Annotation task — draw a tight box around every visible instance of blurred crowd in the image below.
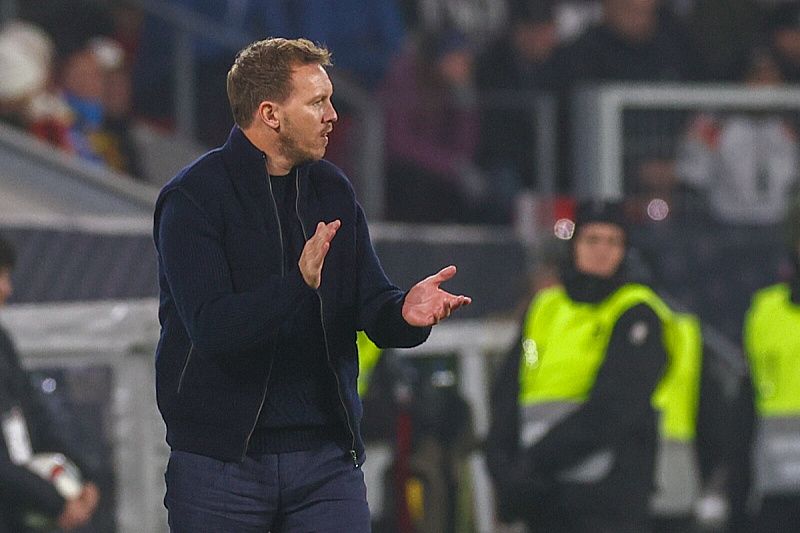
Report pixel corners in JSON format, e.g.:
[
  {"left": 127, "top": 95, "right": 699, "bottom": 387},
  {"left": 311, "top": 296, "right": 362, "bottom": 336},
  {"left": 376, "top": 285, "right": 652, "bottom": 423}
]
[
  {"left": 0, "top": 0, "right": 143, "bottom": 179},
  {"left": 1, "top": 0, "right": 799, "bottom": 226}
]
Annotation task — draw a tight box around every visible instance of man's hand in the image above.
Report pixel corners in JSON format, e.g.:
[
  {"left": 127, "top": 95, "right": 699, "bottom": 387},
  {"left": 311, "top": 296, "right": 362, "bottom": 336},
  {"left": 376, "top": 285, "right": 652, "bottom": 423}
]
[
  {"left": 57, "top": 482, "right": 99, "bottom": 531},
  {"left": 402, "top": 266, "right": 471, "bottom": 326},
  {"left": 299, "top": 220, "right": 341, "bottom": 289}
]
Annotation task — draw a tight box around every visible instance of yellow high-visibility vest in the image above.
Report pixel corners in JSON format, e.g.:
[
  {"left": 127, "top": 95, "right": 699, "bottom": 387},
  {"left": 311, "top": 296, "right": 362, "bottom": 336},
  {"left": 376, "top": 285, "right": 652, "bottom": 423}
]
[
  {"left": 744, "top": 283, "right": 800, "bottom": 417},
  {"left": 519, "top": 284, "right": 702, "bottom": 443},
  {"left": 744, "top": 283, "right": 800, "bottom": 495},
  {"left": 357, "top": 331, "right": 383, "bottom": 397}
]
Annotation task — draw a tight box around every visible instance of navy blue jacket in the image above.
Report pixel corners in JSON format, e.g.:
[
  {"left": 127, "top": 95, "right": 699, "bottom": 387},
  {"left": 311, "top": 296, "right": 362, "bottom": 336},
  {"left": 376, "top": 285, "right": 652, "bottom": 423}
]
[{"left": 153, "top": 126, "right": 430, "bottom": 464}]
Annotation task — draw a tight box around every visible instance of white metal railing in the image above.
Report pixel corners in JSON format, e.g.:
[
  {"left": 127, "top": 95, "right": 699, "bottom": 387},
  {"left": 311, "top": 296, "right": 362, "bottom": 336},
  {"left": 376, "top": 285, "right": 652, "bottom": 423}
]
[{"left": 572, "top": 83, "right": 800, "bottom": 199}]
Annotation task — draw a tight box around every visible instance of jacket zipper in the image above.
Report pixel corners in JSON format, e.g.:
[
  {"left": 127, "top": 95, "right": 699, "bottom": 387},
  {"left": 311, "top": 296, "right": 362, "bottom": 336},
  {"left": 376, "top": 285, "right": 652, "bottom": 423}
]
[
  {"left": 176, "top": 344, "right": 194, "bottom": 394},
  {"left": 241, "top": 158, "right": 281, "bottom": 458},
  {"left": 294, "top": 169, "right": 359, "bottom": 467}
]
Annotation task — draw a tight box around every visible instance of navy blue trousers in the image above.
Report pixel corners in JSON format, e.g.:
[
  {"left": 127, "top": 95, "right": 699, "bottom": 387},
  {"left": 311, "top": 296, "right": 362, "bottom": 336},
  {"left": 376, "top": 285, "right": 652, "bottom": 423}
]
[{"left": 164, "top": 442, "right": 371, "bottom": 532}]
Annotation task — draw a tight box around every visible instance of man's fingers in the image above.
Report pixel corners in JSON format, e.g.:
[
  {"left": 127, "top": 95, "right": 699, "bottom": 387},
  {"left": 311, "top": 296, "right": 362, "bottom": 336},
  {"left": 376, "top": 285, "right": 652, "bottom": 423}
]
[
  {"left": 434, "top": 265, "right": 457, "bottom": 281},
  {"left": 314, "top": 219, "right": 341, "bottom": 242},
  {"left": 423, "top": 265, "right": 457, "bottom": 288},
  {"left": 299, "top": 220, "right": 340, "bottom": 290},
  {"left": 452, "top": 294, "right": 472, "bottom": 308},
  {"left": 443, "top": 294, "right": 471, "bottom": 310},
  {"left": 307, "top": 220, "right": 340, "bottom": 261}
]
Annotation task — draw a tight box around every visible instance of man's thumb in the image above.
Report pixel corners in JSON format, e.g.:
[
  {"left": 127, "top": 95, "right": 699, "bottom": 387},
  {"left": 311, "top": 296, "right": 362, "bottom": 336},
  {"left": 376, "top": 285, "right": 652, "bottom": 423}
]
[{"left": 432, "top": 265, "right": 457, "bottom": 284}]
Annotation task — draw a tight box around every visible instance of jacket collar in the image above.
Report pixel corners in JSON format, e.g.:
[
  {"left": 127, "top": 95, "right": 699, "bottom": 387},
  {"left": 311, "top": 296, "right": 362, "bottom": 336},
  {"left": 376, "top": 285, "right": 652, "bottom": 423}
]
[
  {"left": 221, "top": 125, "right": 314, "bottom": 200},
  {"left": 221, "top": 126, "right": 269, "bottom": 196}
]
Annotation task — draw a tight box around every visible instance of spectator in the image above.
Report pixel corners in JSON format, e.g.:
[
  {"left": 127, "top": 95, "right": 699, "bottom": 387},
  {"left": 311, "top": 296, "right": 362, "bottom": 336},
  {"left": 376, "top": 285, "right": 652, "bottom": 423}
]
[
  {"left": 686, "top": 0, "right": 765, "bottom": 81},
  {"left": 675, "top": 46, "right": 800, "bottom": 225},
  {"left": 550, "top": 0, "right": 699, "bottom": 94},
  {"left": 59, "top": 35, "right": 143, "bottom": 178},
  {"left": 19, "top": 0, "right": 143, "bottom": 178},
  {"left": 402, "top": 0, "right": 509, "bottom": 49},
  {"left": 59, "top": 36, "right": 111, "bottom": 167},
  {"left": 0, "top": 233, "right": 101, "bottom": 531},
  {"left": 766, "top": 2, "right": 800, "bottom": 83},
  {"left": 743, "top": 194, "right": 800, "bottom": 532},
  {"left": 381, "top": 30, "right": 486, "bottom": 223},
  {"left": 548, "top": 0, "right": 700, "bottom": 192},
  {"left": 0, "top": 20, "right": 73, "bottom": 150},
  {"left": 88, "top": 35, "right": 144, "bottom": 179},
  {"left": 475, "top": 0, "right": 560, "bottom": 223}
]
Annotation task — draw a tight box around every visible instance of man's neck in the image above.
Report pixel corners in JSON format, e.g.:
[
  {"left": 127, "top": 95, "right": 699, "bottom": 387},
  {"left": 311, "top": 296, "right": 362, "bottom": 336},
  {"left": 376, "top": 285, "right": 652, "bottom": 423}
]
[{"left": 241, "top": 125, "right": 292, "bottom": 175}]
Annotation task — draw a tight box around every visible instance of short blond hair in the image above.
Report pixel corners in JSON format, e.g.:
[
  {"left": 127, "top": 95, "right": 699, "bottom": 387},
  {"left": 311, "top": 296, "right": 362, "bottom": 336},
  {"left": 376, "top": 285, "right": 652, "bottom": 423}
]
[{"left": 227, "top": 38, "right": 332, "bottom": 128}]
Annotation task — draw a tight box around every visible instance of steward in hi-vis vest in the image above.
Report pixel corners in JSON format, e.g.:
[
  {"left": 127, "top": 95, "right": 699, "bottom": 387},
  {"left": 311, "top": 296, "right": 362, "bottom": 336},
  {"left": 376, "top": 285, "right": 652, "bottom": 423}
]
[
  {"left": 485, "top": 200, "right": 701, "bottom": 533},
  {"left": 743, "top": 194, "right": 800, "bottom": 533}
]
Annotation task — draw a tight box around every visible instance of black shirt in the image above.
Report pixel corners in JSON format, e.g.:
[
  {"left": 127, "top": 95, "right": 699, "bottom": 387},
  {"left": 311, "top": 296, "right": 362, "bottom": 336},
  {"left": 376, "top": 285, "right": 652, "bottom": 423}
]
[{"left": 250, "top": 173, "right": 344, "bottom": 454}]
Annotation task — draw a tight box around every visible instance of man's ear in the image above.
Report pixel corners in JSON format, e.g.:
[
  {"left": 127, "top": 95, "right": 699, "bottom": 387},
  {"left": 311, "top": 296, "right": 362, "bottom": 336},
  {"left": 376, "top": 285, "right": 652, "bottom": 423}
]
[{"left": 258, "top": 101, "right": 280, "bottom": 130}]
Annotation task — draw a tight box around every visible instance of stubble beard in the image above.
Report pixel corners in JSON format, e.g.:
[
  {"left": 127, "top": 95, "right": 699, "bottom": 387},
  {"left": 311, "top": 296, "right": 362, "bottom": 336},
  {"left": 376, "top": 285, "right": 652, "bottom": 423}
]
[{"left": 278, "top": 118, "right": 320, "bottom": 169}]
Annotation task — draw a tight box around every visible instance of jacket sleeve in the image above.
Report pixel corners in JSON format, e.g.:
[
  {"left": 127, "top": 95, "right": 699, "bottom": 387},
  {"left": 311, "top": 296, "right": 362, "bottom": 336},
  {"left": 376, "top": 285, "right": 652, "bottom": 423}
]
[
  {"left": 526, "top": 303, "right": 667, "bottom": 475},
  {"left": 0, "top": 454, "right": 65, "bottom": 519},
  {"left": 0, "top": 329, "right": 66, "bottom": 519},
  {"left": 354, "top": 204, "right": 430, "bottom": 348},
  {"left": 155, "top": 188, "right": 318, "bottom": 358},
  {"left": 483, "top": 332, "right": 525, "bottom": 510}
]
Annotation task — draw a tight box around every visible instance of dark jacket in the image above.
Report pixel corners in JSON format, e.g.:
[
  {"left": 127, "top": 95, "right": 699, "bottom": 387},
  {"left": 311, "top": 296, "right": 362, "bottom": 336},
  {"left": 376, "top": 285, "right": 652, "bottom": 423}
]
[
  {"left": 486, "top": 278, "right": 667, "bottom": 528},
  {"left": 0, "top": 326, "right": 68, "bottom": 529},
  {"left": 153, "top": 126, "right": 430, "bottom": 464}
]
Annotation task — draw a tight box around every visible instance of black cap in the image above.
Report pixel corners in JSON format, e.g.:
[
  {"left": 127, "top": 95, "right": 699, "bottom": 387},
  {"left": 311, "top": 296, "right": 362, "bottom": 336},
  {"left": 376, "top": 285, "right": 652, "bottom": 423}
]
[{"left": 574, "top": 199, "right": 627, "bottom": 233}]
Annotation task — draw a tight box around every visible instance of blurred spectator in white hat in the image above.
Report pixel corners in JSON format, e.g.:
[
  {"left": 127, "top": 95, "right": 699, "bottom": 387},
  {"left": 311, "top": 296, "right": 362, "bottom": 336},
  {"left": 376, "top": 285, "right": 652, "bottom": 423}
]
[{"left": 0, "top": 20, "right": 73, "bottom": 150}]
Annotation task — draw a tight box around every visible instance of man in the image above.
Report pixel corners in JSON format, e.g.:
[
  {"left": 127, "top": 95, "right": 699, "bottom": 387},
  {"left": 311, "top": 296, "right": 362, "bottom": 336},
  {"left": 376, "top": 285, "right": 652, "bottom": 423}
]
[
  {"left": 153, "top": 37, "right": 470, "bottom": 532},
  {"left": 744, "top": 195, "right": 800, "bottom": 532},
  {"left": 475, "top": 0, "right": 559, "bottom": 210},
  {"left": 0, "top": 233, "right": 100, "bottom": 531},
  {"left": 486, "top": 201, "right": 698, "bottom": 533}
]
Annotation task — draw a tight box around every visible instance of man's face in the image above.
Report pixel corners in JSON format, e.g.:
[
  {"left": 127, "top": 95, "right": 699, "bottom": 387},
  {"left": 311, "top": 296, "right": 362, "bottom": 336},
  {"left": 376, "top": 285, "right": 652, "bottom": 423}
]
[
  {"left": 513, "top": 21, "right": 557, "bottom": 63},
  {"left": 276, "top": 63, "right": 337, "bottom": 168},
  {"left": 604, "top": 0, "right": 659, "bottom": 43},
  {"left": 0, "top": 267, "right": 12, "bottom": 309},
  {"left": 61, "top": 47, "right": 105, "bottom": 101},
  {"left": 573, "top": 222, "right": 626, "bottom": 279}
]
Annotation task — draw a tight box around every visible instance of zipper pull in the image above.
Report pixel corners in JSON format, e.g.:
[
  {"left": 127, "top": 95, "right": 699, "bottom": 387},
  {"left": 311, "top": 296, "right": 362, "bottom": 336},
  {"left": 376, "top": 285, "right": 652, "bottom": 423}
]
[{"left": 350, "top": 449, "right": 359, "bottom": 468}]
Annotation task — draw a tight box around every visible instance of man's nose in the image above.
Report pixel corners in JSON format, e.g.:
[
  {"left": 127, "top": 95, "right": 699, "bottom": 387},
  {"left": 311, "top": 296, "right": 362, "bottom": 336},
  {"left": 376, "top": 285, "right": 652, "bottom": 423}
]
[{"left": 327, "top": 102, "right": 338, "bottom": 123}]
